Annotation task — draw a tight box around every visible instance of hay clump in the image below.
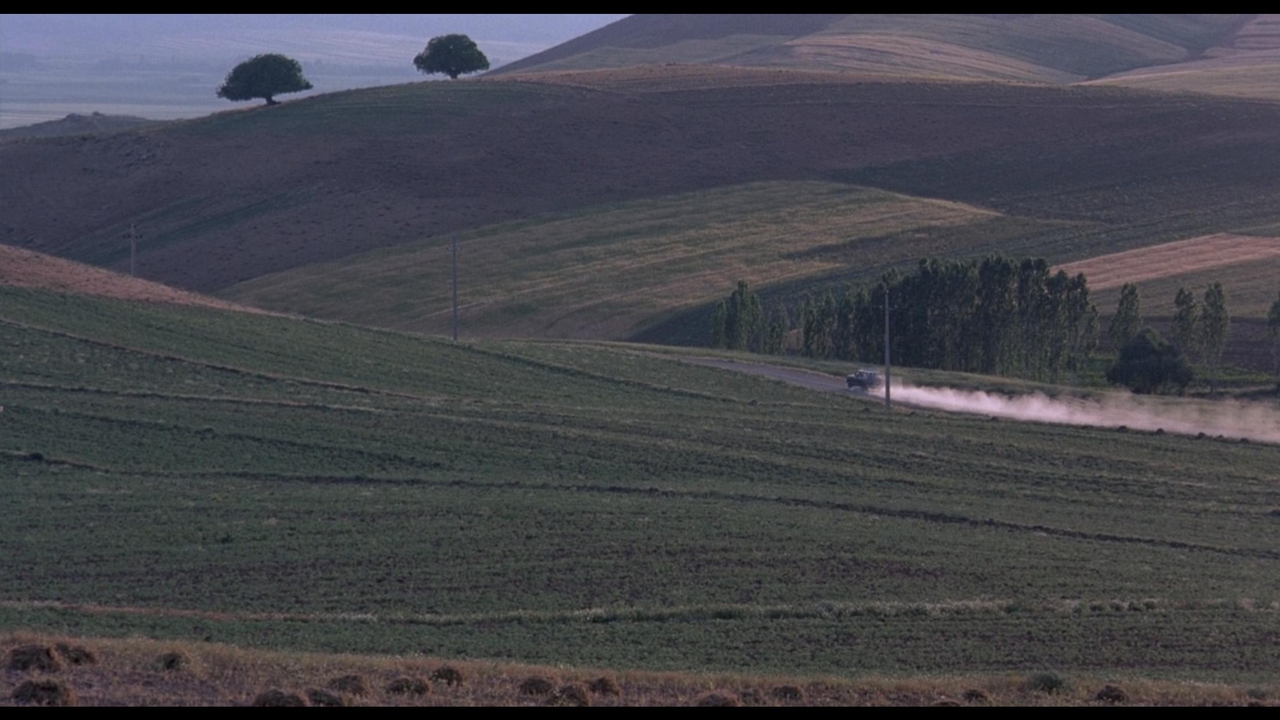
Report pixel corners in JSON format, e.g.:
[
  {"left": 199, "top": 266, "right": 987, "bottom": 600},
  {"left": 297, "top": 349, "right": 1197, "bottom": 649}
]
[
  {"left": 587, "top": 676, "right": 621, "bottom": 696},
  {"left": 1095, "top": 684, "right": 1128, "bottom": 704},
  {"left": 12, "top": 679, "right": 78, "bottom": 706},
  {"left": 1025, "top": 672, "right": 1070, "bottom": 694},
  {"left": 7, "top": 644, "right": 64, "bottom": 672},
  {"left": 545, "top": 684, "right": 591, "bottom": 707},
  {"left": 695, "top": 692, "right": 742, "bottom": 707},
  {"left": 520, "top": 675, "right": 557, "bottom": 696},
  {"left": 328, "top": 674, "right": 369, "bottom": 697},
  {"left": 771, "top": 684, "right": 805, "bottom": 702},
  {"left": 431, "top": 665, "right": 464, "bottom": 687},
  {"left": 253, "top": 689, "right": 309, "bottom": 707},
  {"left": 307, "top": 688, "right": 352, "bottom": 707},
  {"left": 54, "top": 643, "right": 97, "bottom": 666},
  {"left": 962, "top": 688, "right": 989, "bottom": 704},
  {"left": 387, "top": 676, "right": 431, "bottom": 696},
  {"left": 157, "top": 650, "right": 189, "bottom": 672}
]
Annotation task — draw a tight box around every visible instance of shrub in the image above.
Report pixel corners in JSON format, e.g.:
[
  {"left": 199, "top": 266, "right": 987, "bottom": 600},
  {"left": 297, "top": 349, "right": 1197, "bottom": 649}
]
[
  {"left": 1106, "top": 327, "right": 1193, "bottom": 394},
  {"left": 695, "top": 692, "right": 742, "bottom": 707},
  {"left": 252, "top": 689, "right": 308, "bottom": 706},
  {"left": 545, "top": 684, "right": 591, "bottom": 707},
  {"left": 1025, "top": 672, "right": 1070, "bottom": 694},
  {"left": 431, "top": 665, "right": 464, "bottom": 687},
  {"left": 12, "top": 679, "right": 77, "bottom": 706},
  {"left": 307, "top": 688, "right": 351, "bottom": 707},
  {"left": 387, "top": 676, "right": 431, "bottom": 696},
  {"left": 328, "top": 674, "right": 369, "bottom": 697},
  {"left": 587, "top": 676, "right": 621, "bottom": 696},
  {"left": 520, "top": 676, "right": 557, "bottom": 696},
  {"left": 7, "top": 644, "right": 64, "bottom": 672}
]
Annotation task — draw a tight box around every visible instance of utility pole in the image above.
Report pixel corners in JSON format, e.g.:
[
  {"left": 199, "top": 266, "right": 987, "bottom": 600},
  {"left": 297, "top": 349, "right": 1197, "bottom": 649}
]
[
  {"left": 884, "top": 283, "right": 891, "bottom": 411},
  {"left": 124, "top": 224, "right": 141, "bottom": 277},
  {"left": 451, "top": 235, "right": 459, "bottom": 342}
]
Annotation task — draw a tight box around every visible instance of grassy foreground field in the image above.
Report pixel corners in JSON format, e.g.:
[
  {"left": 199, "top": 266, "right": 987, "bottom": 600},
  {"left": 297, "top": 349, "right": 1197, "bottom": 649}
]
[{"left": 4, "top": 286, "right": 1280, "bottom": 681}]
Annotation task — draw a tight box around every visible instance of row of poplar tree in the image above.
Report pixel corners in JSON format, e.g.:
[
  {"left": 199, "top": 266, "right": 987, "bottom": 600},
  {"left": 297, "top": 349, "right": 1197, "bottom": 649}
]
[{"left": 710, "top": 257, "right": 1280, "bottom": 386}]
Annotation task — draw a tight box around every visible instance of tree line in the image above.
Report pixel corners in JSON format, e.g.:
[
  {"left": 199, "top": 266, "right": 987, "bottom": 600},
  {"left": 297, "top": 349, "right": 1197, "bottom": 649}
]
[{"left": 712, "top": 257, "right": 1100, "bottom": 382}]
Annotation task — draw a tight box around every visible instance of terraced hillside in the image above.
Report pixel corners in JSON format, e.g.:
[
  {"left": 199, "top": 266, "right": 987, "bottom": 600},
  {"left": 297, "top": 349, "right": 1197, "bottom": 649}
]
[{"left": 3, "top": 286, "right": 1280, "bottom": 678}]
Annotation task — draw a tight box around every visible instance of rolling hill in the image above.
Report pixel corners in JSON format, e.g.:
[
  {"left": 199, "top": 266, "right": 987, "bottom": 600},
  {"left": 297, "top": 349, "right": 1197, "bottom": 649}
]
[
  {"left": 4, "top": 284, "right": 1280, "bottom": 678},
  {"left": 493, "top": 14, "right": 1253, "bottom": 84},
  {"left": 1089, "top": 15, "right": 1280, "bottom": 101}
]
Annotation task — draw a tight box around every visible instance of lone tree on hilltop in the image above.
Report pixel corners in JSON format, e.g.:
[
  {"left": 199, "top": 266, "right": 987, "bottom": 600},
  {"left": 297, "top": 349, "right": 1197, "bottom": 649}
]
[
  {"left": 414, "top": 34, "right": 490, "bottom": 79},
  {"left": 217, "top": 54, "right": 312, "bottom": 106},
  {"left": 1106, "top": 327, "right": 1193, "bottom": 395}
]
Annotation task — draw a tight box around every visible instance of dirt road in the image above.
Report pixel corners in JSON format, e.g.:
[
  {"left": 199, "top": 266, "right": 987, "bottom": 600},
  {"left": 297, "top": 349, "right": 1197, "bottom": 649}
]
[{"left": 681, "top": 357, "right": 860, "bottom": 395}]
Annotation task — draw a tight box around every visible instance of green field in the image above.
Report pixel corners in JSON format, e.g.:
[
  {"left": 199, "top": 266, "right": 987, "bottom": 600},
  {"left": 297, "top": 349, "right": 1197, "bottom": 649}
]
[{"left": 4, "top": 286, "right": 1280, "bottom": 679}]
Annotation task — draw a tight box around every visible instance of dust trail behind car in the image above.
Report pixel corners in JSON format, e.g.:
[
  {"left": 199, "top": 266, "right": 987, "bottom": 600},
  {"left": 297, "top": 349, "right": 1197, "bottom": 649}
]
[
  {"left": 680, "top": 356, "right": 1280, "bottom": 444},
  {"left": 875, "top": 382, "right": 1280, "bottom": 443}
]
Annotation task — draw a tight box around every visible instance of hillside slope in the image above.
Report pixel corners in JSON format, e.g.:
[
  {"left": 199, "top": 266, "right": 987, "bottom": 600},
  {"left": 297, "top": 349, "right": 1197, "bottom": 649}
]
[
  {"left": 0, "top": 245, "right": 253, "bottom": 313},
  {"left": 5, "top": 74, "right": 1280, "bottom": 309},
  {"left": 1087, "top": 15, "right": 1280, "bottom": 100},
  {"left": 494, "top": 14, "right": 1249, "bottom": 82},
  {"left": 4, "top": 286, "right": 1280, "bottom": 677}
]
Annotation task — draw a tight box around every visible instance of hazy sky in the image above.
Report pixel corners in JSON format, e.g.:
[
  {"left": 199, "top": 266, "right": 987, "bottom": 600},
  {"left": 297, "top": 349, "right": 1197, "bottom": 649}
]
[
  {"left": 0, "top": 15, "right": 624, "bottom": 66},
  {"left": 0, "top": 14, "right": 626, "bottom": 128}
]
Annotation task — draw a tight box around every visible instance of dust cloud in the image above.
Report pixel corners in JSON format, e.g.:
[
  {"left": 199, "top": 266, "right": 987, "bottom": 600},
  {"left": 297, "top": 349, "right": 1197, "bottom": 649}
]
[{"left": 874, "top": 383, "right": 1280, "bottom": 444}]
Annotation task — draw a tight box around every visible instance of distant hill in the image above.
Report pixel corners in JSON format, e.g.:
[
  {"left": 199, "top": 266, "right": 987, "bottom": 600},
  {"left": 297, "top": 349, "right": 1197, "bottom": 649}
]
[
  {"left": 494, "top": 14, "right": 1254, "bottom": 84},
  {"left": 0, "top": 112, "right": 159, "bottom": 141}
]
